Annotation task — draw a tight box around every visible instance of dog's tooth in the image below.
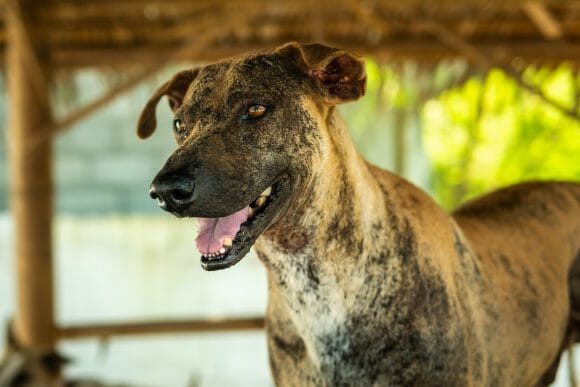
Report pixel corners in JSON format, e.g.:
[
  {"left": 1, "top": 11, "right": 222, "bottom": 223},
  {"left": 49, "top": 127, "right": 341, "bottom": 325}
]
[
  {"left": 256, "top": 197, "right": 266, "bottom": 207},
  {"left": 223, "top": 237, "right": 233, "bottom": 247},
  {"left": 219, "top": 247, "right": 226, "bottom": 254},
  {"left": 261, "top": 186, "right": 272, "bottom": 197},
  {"left": 248, "top": 207, "right": 254, "bottom": 218}
]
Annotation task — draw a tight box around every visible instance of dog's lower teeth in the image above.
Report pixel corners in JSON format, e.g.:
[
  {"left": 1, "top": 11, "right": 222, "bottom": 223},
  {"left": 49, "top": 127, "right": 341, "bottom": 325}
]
[
  {"left": 204, "top": 247, "right": 230, "bottom": 260},
  {"left": 202, "top": 185, "right": 275, "bottom": 263}
]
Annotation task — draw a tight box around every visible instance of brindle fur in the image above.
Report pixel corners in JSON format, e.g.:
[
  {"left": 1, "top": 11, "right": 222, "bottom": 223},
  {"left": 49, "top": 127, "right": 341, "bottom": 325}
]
[{"left": 138, "top": 42, "right": 580, "bottom": 386}]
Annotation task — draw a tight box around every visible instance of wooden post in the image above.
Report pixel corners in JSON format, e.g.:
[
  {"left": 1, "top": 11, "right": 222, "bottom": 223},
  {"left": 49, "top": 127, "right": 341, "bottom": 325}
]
[{"left": 6, "top": 0, "right": 56, "bottom": 348}]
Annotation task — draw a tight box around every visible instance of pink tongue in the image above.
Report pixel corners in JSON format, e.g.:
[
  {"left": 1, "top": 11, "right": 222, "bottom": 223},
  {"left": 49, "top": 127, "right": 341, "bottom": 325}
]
[{"left": 195, "top": 207, "right": 249, "bottom": 254}]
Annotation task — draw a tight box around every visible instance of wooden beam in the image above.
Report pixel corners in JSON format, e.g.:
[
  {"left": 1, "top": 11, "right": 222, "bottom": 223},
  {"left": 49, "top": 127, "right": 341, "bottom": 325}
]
[
  {"left": 5, "top": 0, "right": 56, "bottom": 349},
  {"left": 420, "top": 21, "right": 580, "bottom": 120},
  {"left": 13, "top": 13, "right": 228, "bottom": 150},
  {"left": 9, "top": 40, "right": 574, "bottom": 70},
  {"left": 34, "top": 1, "right": 212, "bottom": 21},
  {"left": 52, "top": 64, "right": 164, "bottom": 135},
  {"left": 345, "top": 1, "right": 579, "bottom": 119},
  {"left": 522, "top": 2, "right": 563, "bottom": 40},
  {"left": 41, "top": 5, "right": 267, "bottom": 140},
  {"left": 47, "top": 15, "right": 234, "bottom": 138},
  {"left": 57, "top": 317, "right": 265, "bottom": 340}
]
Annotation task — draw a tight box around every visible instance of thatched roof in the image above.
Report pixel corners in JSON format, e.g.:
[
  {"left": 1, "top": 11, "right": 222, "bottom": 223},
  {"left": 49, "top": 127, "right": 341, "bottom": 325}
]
[{"left": 1, "top": 0, "right": 580, "bottom": 69}]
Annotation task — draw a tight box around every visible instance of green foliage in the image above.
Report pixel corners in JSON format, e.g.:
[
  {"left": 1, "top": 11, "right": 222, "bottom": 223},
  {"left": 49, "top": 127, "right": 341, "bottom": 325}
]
[
  {"left": 423, "top": 65, "right": 580, "bottom": 209},
  {"left": 341, "top": 59, "right": 580, "bottom": 210}
]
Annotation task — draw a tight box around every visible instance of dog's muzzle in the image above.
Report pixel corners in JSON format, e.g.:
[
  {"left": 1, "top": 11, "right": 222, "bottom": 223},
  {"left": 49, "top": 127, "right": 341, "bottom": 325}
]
[{"left": 149, "top": 175, "right": 194, "bottom": 213}]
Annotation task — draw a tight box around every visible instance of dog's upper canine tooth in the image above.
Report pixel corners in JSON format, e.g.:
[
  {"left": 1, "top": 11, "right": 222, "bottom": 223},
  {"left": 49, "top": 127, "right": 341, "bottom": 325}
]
[
  {"left": 248, "top": 207, "right": 255, "bottom": 218},
  {"left": 260, "top": 186, "right": 272, "bottom": 197},
  {"left": 255, "top": 197, "right": 266, "bottom": 207}
]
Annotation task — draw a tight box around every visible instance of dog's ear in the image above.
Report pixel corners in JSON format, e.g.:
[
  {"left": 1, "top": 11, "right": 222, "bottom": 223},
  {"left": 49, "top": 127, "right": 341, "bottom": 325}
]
[
  {"left": 137, "top": 68, "right": 199, "bottom": 139},
  {"left": 276, "top": 42, "right": 366, "bottom": 104}
]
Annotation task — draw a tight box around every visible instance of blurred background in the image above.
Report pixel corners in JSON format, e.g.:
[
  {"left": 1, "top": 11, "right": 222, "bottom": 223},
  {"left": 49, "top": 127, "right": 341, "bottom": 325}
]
[{"left": 0, "top": 0, "right": 579, "bottom": 386}]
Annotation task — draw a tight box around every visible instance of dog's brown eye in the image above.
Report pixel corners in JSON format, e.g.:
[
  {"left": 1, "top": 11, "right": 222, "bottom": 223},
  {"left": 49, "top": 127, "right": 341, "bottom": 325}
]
[
  {"left": 243, "top": 105, "right": 267, "bottom": 120},
  {"left": 173, "top": 118, "right": 184, "bottom": 134}
]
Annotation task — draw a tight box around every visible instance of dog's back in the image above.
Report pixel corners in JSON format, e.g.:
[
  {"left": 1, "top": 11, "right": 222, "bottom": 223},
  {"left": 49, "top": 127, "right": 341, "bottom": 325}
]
[{"left": 452, "top": 181, "right": 580, "bottom": 385}]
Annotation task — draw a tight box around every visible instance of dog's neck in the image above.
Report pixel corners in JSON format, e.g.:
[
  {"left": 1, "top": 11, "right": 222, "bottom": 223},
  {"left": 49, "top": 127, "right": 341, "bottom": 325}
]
[
  {"left": 259, "top": 106, "right": 388, "bottom": 261},
  {"left": 256, "top": 106, "right": 401, "bottom": 325},
  {"left": 254, "top": 106, "right": 460, "bottom": 380}
]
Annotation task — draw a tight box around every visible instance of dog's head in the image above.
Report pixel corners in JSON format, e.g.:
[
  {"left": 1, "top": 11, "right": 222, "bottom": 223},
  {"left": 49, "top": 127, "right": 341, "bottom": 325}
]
[{"left": 138, "top": 42, "right": 366, "bottom": 270}]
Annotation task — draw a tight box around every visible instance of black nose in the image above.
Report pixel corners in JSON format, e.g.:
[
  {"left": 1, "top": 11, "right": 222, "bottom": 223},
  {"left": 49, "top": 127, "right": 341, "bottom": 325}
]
[{"left": 149, "top": 176, "right": 195, "bottom": 211}]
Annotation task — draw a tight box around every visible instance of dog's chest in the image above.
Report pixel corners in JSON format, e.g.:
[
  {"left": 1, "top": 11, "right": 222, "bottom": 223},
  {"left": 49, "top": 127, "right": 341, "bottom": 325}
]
[
  {"left": 267, "top": 302, "right": 466, "bottom": 387},
  {"left": 262, "top": 248, "right": 468, "bottom": 386}
]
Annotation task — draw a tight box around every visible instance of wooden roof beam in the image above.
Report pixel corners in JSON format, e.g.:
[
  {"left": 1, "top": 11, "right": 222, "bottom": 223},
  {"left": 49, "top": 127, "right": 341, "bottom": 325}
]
[
  {"left": 52, "top": 64, "right": 164, "bottom": 136},
  {"left": 522, "top": 1, "right": 563, "bottom": 40},
  {"left": 1, "top": 39, "right": 579, "bottom": 69},
  {"left": 422, "top": 21, "right": 579, "bottom": 121},
  {"left": 339, "top": 2, "right": 579, "bottom": 120}
]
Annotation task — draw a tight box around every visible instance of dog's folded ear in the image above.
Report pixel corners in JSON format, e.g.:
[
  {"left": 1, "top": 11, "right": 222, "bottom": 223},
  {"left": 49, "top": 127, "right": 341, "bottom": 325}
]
[
  {"left": 137, "top": 69, "right": 199, "bottom": 139},
  {"left": 276, "top": 42, "right": 366, "bottom": 104}
]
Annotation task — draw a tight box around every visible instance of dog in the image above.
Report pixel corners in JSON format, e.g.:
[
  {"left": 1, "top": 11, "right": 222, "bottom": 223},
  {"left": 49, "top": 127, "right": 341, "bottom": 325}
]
[{"left": 137, "top": 42, "right": 580, "bottom": 386}]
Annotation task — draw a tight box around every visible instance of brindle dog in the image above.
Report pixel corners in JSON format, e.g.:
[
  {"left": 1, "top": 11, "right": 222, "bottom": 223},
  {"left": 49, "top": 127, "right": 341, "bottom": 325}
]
[{"left": 137, "top": 42, "right": 580, "bottom": 386}]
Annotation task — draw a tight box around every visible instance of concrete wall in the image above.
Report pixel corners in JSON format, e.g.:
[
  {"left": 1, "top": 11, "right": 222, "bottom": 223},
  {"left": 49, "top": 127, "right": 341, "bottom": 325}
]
[{"left": 0, "top": 71, "right": 178, "bottom": 214}]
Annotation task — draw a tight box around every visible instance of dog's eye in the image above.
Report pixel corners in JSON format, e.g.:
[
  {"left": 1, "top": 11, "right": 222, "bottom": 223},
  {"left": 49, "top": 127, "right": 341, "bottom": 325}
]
[
  {"left": 173, "top": 118, "right": 185, "bottom": 134},
  {"left": 242, "top": 105, "right": 267, "bottom": 120}
]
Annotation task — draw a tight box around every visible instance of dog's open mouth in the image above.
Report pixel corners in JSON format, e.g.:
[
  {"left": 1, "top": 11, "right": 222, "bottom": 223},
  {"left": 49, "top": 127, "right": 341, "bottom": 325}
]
[{"left": 196, "top": 178, "right": 286, "bottom": 271}]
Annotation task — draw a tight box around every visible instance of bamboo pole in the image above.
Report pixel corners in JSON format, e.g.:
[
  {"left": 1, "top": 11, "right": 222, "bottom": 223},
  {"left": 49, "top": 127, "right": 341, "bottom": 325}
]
[
  {"left": 522, "top": 2, "right": 564, "bottom": 41},
  {"left": 6, "top": 0, "right": 56, "bottom": 348},
  {"left": 57, "top": 317, "right": 265, "bottom": 340},
  {"left": 11, "top": 40, "right": 575, "bottom": 71}
]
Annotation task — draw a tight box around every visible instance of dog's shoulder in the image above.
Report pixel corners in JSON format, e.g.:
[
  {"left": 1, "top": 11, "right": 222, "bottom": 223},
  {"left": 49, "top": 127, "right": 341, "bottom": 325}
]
[{"left": 365, "top": 162, "right": 451, "bottom": 227}]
